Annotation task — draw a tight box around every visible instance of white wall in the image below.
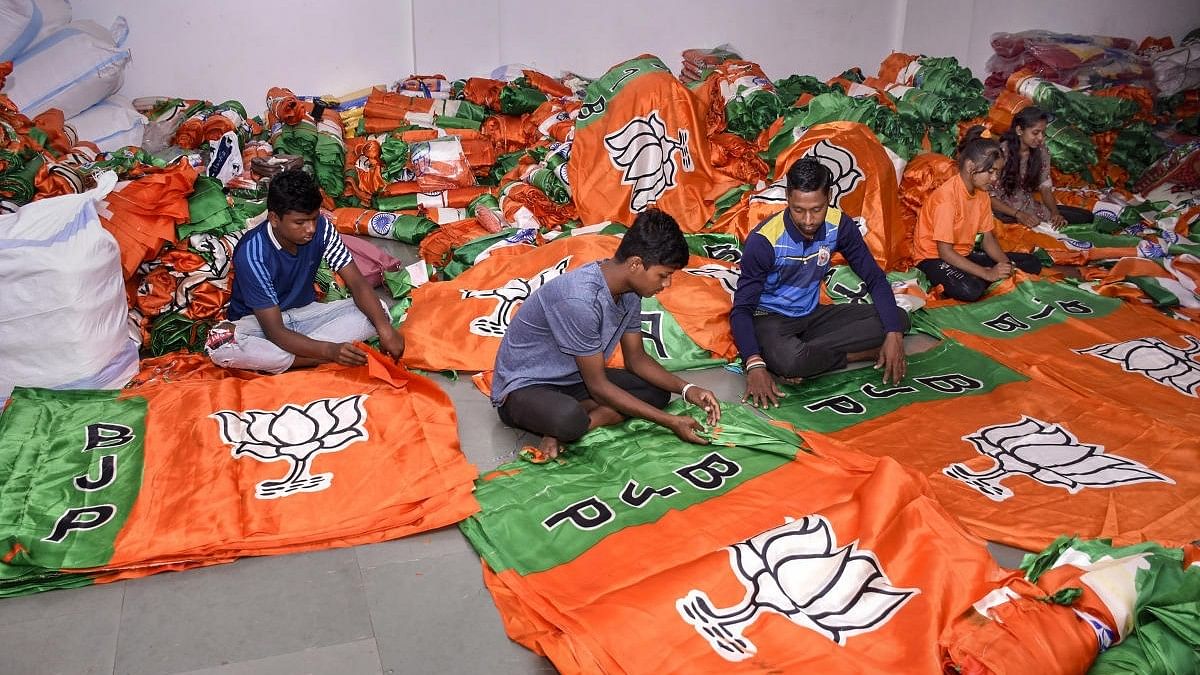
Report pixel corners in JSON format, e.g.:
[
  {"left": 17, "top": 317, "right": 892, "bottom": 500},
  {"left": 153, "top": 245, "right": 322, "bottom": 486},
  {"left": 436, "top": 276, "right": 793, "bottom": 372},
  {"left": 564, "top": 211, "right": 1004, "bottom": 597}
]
[
  {"left": 55, "top": 0, "right": 1200, "bottom": 110},
  {"left": 413, "top": 0, "right": 903, "bottom": 83},
  {"left": 70, "top": 0, "right": 415, "bottom": 113}
]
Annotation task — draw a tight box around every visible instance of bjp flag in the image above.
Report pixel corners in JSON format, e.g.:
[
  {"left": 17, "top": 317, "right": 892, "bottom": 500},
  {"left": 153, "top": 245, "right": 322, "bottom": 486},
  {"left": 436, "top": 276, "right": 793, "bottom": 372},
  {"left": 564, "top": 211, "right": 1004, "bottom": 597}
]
[
  {"left": 913, "top": 278, "right": 1200, "bottom": 430},
  {"left": 0, "top": 351, "right": 478, "bottom": 596},
  {"left": 461, "top": 403, "right": 1003, "bottom": 674},
  {"left": 569, "top": 55, "right": 740, "bottom": 231},
  {"left": 401, "top": 234, "right": 738, "bottom": 373},
  {"left": 713, "top": 122, "right": 905, "bottom": 269},
  {"left": 760, "top": 334, "right": 1198, "bottom": 551}
]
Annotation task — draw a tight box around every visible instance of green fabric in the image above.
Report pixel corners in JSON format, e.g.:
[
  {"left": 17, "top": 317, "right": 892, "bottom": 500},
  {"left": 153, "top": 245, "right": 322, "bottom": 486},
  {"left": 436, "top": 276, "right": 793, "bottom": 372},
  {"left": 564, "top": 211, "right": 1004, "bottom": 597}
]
[
  {"left": 272, "top": 119, "right": 345, "bottom": 197},
  {"left": 0, "top": 388, "right": 147, "bottom": 596},
  {"left": 1044, "top": 119, "right": 1098, "bottom": 175},
  {"left": 1109, "top": 122, "right": 1166, "bottom": 184},
  {"left": 147, "top": 312, "right": 210, "bottom": 356},
  {"left": 912, "top": 279, "right": 1121, "bottom": 340},
  {"left": 773, "top": 74, "right": 838, "bottom": 105},
  {"left": 684, "top": 232, "right": 742, "bottom": 262},
  {"left": 822, "top": 265, "right": 929, "bottom": 304},
  {"left": 706, "top": 183, "right": 755, "bottom": 226},
  {"left": 433, "top": 114, "right": 482, "bottom": 131},
  {"left": 638, "top": 297, "right": 727, "bottom": 371},
  {"left": 313, "top": 260, "right": 350, "bottom": 302},
  {"left": 498, "top": 83, "right": 548, "bottom": 115},
  {"left": 577, "top": 56, "right": 674, "bottom": 131},
  {"left": 761, "top": 340, "right": 1025, "bottom": 433},
  {"left": 85, "top": 147, "right": 169, "bottom": 178},
  {"left": 179, "top": 176, "right": 239, "bottom": 238},
  {"left": 1019, "top": 537, "right": 1200, "bottom": 675},
  {"left": 489, "top": 149, "right": 528, "bottom": 184},
  {"left": 380, "top": 135, "right": 410, "bottom": 183},
  {"left": 459, "top": 401, "right": 805, "bottom": 574},
  {"left": 914, "top": 57, "right": 985, "bottom": 102},
  {"left": 448, "top": 99, "right": 488, "bottom": 123},
  {"left": 0, "top": 152, "right": 42, "bottom": 205},
  {"left": 524, "top": 167, "right": 570, "bottom": 204},
  {"left": 725, "top": 88, "right": 785, "bottom": 140}
]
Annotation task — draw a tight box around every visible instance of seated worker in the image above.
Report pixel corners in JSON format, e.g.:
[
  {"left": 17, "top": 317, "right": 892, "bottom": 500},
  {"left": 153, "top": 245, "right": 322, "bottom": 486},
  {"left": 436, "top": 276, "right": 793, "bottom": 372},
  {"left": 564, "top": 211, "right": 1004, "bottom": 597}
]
[
  {"left": 990, "top": 106, "right": 1093, "bottom": 228},
  {"left": 914, "top": 127, "right": 1043, "bottom": 303},
  {"left": 207, "top": 169, "right": 404, "bottom": 373},
  {"left": 490, "top": 209, "right": 721, "bottom": 460},
  {"left": 733, "top": 157, "right": 908, "bottom": 409}
]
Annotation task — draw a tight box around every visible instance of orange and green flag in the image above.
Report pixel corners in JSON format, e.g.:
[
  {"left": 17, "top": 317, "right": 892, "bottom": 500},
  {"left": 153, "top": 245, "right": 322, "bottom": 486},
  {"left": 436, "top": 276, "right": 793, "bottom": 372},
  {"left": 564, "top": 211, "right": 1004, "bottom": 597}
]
[
  {"left": 569, "top": 55, "right": 740, "bottom": 231},
  {"left": 400, "top": 234, "right": 737, "bottom": 373},
  {"left": 912, "top": 278, "right": 1200, "bottom": 430},
  {"left": 759, "top": 335, "right": 1198, "bottom": 551},
  {"left": 461, "top": 403, "right": 1002, "bottom": 674},
  {"left": 0, "top": 351, "right": 477, "bottom": 596}
]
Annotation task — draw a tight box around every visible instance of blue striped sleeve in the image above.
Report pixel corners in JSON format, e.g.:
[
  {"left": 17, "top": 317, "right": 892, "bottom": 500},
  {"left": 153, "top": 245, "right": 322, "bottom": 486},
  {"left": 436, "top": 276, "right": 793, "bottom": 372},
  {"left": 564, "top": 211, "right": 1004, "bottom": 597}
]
[
  {"left": 239, "top": 235, "right": 279, "bottom": 308},
  {"left": 320, "top": 218, "right": 354, "bottom": 271}
]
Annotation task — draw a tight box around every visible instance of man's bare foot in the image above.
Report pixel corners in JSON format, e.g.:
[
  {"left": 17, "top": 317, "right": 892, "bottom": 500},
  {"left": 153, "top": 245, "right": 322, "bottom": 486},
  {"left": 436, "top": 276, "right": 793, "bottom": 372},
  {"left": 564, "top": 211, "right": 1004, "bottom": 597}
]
[
  {"left": 588, "top": 405, "right": 625, "bottom": 429},
  {"left": 520, "top": 435, "right": 563, "bottom": 464}
]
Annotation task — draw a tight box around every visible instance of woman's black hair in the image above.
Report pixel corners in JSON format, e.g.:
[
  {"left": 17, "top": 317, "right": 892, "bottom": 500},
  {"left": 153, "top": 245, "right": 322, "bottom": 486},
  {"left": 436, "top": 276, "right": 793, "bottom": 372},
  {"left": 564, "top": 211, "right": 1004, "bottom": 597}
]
[
  {"left": 614, "top": 208, "right": 689, "bottom": 268},
  {"left": 956, "top": 125, "right": 1002, "bottom": 173},
  {"left": 999, "top": 106, "right": 1054, "bottom": 195},
  {"left": 267, "top": 169, "right": 322, "bottom": 216}
]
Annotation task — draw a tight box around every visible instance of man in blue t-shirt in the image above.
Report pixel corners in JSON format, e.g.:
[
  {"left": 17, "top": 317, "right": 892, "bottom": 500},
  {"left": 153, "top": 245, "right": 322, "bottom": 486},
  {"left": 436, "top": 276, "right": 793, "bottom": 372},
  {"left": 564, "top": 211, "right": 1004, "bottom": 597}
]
[
  {"left": 207, "top": 170, "right": 404, "bottom": 373},
  {"left": 733, "top": 158, "right": 909, "bottom": 408},
  {"left": 492, "top": 209, "right": 721, "bottom": 460}
]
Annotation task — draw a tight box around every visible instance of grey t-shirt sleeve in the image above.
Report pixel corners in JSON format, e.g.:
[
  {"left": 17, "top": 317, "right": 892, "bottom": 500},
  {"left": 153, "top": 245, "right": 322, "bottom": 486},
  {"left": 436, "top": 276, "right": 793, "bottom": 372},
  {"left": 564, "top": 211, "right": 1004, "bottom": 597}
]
[
  {"left": 623, "top": 295, "right": 642, "bottom": 333},
  {"left": 545, "top": 297, "right": 605, "bottom": 356}
]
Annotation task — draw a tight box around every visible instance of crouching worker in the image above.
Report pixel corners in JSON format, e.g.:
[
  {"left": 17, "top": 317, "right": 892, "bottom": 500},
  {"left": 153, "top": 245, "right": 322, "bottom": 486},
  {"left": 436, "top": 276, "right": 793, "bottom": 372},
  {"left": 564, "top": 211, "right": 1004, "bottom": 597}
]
[
  {"left": 208, "top": 170, "right": 404, "bottom": 373},
  {"left": 733, "top": 157, "right": 909, "bottom": 409},
  {"left": 914, "top": 127, "right": 1042, "bottom": 303},
  {"left": 490, "top": 209, "right": 721, "bottom": 460}
]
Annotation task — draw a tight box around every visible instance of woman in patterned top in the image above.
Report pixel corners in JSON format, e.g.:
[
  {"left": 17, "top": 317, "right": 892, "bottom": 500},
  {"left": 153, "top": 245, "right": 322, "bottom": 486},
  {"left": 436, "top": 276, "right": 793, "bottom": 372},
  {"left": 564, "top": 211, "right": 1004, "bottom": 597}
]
[{"left": 990, "top": 106, "right": 1094, "bottom": 229}]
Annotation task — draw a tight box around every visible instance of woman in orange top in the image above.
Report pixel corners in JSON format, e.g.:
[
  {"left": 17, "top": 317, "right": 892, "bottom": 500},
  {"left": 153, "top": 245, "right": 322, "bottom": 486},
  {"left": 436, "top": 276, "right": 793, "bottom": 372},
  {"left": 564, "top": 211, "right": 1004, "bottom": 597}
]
[{"left": 914, "top": 127, "right": 1042, "bottom": 302}]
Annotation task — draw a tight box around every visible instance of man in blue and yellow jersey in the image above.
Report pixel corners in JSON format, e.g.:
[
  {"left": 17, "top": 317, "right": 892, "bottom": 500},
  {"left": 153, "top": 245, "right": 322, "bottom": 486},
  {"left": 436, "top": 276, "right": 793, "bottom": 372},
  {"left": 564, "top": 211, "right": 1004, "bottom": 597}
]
[{"left": 733, "top": 157, "right": 908, "bottom": 408}]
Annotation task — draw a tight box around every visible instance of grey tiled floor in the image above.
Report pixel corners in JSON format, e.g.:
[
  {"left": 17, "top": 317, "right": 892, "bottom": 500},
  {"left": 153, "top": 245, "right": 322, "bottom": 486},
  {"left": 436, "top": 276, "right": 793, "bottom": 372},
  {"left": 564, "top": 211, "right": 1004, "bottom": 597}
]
[{"left": 0, "top": 238, "right": 1030, "bottom": 674}]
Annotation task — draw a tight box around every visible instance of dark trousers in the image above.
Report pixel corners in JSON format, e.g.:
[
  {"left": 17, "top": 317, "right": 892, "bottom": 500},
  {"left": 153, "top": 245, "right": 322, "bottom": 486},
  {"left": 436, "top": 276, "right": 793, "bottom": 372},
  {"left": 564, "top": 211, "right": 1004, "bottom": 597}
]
[
  {"left": 753, "top": 303, "right": 909, "bottom": 379},
  {"left": 497, "top": 368, "right": 670, "bottom": 443},
  {"left": 917, "top": 251, "right": 1042, "bottom": 302},
  {"left": 994, "top": 204, "right": 1093, "bottom": 225}
]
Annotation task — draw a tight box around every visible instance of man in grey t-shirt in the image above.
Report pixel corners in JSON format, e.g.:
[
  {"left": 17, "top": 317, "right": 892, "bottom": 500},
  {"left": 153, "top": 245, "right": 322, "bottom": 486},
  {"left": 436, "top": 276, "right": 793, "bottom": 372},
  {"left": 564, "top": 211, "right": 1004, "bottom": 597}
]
[{"left": 492, "top": 209, "right": 721, "bottom": 460}]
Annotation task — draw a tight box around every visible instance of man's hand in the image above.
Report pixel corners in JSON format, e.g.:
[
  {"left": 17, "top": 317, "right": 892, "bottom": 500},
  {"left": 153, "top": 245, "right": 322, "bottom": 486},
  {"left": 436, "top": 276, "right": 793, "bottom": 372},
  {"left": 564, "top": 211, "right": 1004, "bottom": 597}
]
[
  {"left": 326, "top": 342, "right": 368, "bottom": 367},
  {"left": 377, "top": 327, "right": 405, "bottom": 362},
  {"left": 742, "top": 367, "right": 784, "bottom": 408},
  {"left": 874, "top": 332, "right": 906, "bottom": 384},
  {"left": 666, "top": 415, "right": 710, "bottom": 445},
  {"left": 987, "top": 261, "right": 1014, "bottom": 282},
  {"left": 684, "top": 385, "right": 722, "bottom": 426},
  {"left": 1016, "top": 210, "right": 1040, "bottom": 229}
]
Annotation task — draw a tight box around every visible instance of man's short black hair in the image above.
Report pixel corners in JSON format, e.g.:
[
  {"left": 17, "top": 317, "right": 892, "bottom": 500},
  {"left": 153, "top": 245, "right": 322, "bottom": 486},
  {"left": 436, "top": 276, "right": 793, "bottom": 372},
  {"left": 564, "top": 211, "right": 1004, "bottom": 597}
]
[
  {"left": 786, "top": 157, "right": 833, "bottom": 194},
  {"left": 614, "top": 208, "right": 689, "bottom": 268},
  {"left": 267, "top": 169, "right": 322, "bottom": 216}
]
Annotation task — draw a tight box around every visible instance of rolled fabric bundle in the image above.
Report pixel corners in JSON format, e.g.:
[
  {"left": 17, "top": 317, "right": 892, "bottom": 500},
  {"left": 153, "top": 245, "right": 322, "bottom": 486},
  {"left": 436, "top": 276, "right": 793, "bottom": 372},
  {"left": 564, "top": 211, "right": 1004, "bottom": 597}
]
[
  {"left": 773, "top": 74, "right": 836, "bottom": 106},
  {"left": 988, "top": 90, "right": 1033, "bottom": 133},
  {"left": 1043, "top": 118, "right": 1098, "bottom": 174},
  {"left": 498, "top": 84, "right": 547, "bottom": 115},
  {"left": 380, "top": 134, "right": 410, "bottom": 182},
  {"left": 520, "top": 70, "right": 571, "bottom": 98},
  {"left": 463, "top": 78, "right": 504, "bottom": 111},
  {"left": 481, "top": 114, "right": 528, "bottom": 154},
  {"left": 331, "top": 206, "right": 436, "bottom": 244},
  {"left": 878, "top": 51, "right": 920, "bottom": 83}
]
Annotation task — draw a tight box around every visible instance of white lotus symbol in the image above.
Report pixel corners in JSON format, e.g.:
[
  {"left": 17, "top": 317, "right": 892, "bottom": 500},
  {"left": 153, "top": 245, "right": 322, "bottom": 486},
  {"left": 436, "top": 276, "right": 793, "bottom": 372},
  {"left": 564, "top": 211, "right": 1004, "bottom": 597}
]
[
  {"left": 1076, "top": 336, "right": 1200, "bottom": 398},
  {"left": 604, "top": 111, "right": 694, "bottom": 212},
  {"left": 944, "top": 416, "right": 1173, "bottom": 502},
  {"left": 677, "top": 515, "right": 917, "bottom": 661},
  {"left": 212, "top": 395, "right": 369, "bottom": 499},
  {"left": 801, "top": 140, "right": 864, "bottom": 207}
]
